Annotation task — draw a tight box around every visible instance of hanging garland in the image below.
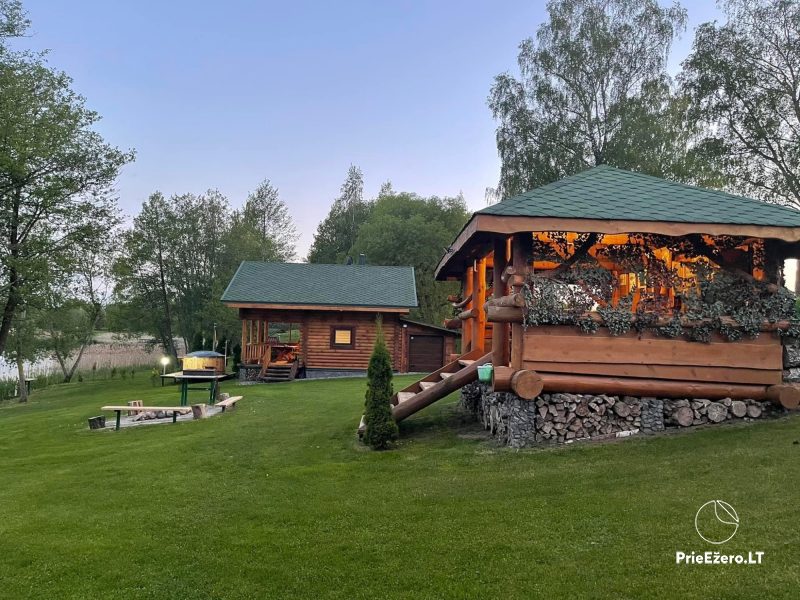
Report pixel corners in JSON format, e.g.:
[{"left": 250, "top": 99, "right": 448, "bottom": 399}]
[{"left": 521, "top": 232, "right": 800, "bottom": 342}]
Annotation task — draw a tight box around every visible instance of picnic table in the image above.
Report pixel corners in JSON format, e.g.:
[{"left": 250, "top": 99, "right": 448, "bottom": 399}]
[
  {"left": 161, "top": 371, "right": 232, "bottom": 406},
  {"left": 101, "top": 405, "right": 192, "bottom": 430}
]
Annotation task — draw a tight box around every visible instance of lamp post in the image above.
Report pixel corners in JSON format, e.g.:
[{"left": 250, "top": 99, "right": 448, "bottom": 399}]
[{"left": 160, "top": 356, "right": 170, "bottom": 376}]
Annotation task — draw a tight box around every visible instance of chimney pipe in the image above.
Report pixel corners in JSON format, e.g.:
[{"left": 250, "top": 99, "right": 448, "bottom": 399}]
[{"left": 358, "top": 254, "right": 366, "bottom": 266}]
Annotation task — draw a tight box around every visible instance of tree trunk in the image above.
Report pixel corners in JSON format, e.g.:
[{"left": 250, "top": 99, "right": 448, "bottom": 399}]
[
  {"left": 15, "top": 339, "right": 27, "bottom": 403},
  {"left": 64, "top": 302, "right": 102, "bottom": 383},
  {"left": 64, "top": 342, "right": 90, "bottom": 383},
  {"left": 52, "top": 342, "right": 70, "bottom": 383},
  {"left": 0, "top": 267, "right": 19, "bottom": 357},
  {"left": 154, "top": 210, "right": 178, "bottom": 362},
  {"left": 0, "top": 188, "right": 22, "bottom": 357}
]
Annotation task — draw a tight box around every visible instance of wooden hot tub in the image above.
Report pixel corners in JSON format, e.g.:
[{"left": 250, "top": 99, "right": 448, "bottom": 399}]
[{"left": 180, "top": 351, "right": 226, "bottom": 375}]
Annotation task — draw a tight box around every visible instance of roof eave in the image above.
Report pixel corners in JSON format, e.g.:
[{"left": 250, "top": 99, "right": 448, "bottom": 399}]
[
  {"left": 222, "top": 301, "right": 413, "bottom": 313},
  {"left": 435, "top": 213, "right": 800, "bottom": 280}
]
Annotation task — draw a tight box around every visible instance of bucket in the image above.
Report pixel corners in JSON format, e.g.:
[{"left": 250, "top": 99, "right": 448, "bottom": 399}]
[{"left": 477, "top": 364, "right": 493, "bottom": 383}]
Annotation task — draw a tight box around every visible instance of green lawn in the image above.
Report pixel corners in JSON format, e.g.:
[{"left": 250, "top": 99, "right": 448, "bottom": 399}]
[{"left": 1, "top": 374, "right": 798, "bottom": 599}]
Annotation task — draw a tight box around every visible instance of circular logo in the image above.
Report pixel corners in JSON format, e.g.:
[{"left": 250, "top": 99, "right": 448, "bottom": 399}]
[{"left": 695, "top": 500, "right": 739, "bottom": 544}]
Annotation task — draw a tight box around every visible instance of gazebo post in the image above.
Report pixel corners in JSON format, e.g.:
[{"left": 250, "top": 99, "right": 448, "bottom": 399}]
[
  {"left": 492, "top": 236, "right": 510, "bottom": 367},
  {"left": 510, "top": 232, "right": 532, "bottom": 371}
]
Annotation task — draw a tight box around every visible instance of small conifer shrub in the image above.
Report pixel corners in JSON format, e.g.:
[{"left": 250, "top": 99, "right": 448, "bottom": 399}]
[{"left": 363, "top": 319, "right": 398, "bottom": 450}]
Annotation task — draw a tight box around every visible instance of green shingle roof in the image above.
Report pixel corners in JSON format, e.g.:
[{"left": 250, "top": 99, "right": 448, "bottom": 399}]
[
  {"left": 479, "top": 165, "right": 800, "bottom": 226},
  {"left": 221, "top": 262, "right": 418, "bottom": 309}
]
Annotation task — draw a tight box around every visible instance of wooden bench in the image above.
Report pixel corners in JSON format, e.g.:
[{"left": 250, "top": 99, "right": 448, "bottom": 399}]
[
  {"left": 214, "top": 395, "right": 243, "bottom": 413},
  {"left": 101, "top": 405, "right": 192, "bottom": 430}
]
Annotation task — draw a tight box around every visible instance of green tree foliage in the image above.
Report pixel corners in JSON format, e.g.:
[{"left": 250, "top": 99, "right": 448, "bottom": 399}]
[
  {"left": 681, "top": 0, "right": 800, "bottom": 209},
  {"left": 0, "top": 0, "right": 27, "bottom": 42},
  {"left": 350, "top": 192, "right": 469, "bottom": 325},
  {"left": 231, "top": 179, "right": 297, "bottom": 262},
  {"left": 488, "top": 0, "right": 699, "bottom": 196},
  {"left": 40, "top": 244, "right": 111, "bottom": 382},
  {"left": 0, "top": 9, "right": 132, "bottom": 356},
  {"left": 4, "top": 308, "right": 42, "bottom": 401},
  {"left": 363, "top": 319, "right": 398, "bottom": 450},
  {"left": 113, "top": 193, "right": 180, "bottom": 359},
  {"left": 114, "top": 183, "right": 297, "bottom": 356},
  {"left": 307, "top": 165, "right": 371, "bottom": 263}
]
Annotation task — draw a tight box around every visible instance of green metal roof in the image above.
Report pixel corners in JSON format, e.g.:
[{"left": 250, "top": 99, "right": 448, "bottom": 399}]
[
  {"left": 399, "top": 317, "right": 458, "bottom": 336},
  {"left": 221, "top": 262, "right": 418, "bottom": 308},
  {"left": 479, "top": 165, "right": 800, "bottom": 226}
]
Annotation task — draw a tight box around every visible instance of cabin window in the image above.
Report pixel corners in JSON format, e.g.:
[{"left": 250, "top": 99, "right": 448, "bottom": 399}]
[{"left": 330, "top": 326, "right": 355, "bottom": 349}]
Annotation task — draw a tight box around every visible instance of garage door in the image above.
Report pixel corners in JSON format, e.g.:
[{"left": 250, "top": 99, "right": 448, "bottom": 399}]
[{"left": 408, "top": 335, "right": 444, "bottom": 372}]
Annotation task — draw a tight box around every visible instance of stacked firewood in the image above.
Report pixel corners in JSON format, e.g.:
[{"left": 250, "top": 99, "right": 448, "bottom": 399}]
[
  {"left": 461, "top": 383, "right": 775, "bottom": 447},
  {"left": 663, "top": 398, "right": 765, "bottom": 427},
  {"left": 534, "top": 393, "right": 641, "bottom": 442}
]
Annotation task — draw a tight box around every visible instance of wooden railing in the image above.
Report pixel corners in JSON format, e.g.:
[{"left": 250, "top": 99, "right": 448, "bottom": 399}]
[{"left": 242, "top": 342, "right": 271, "bottom": 365}]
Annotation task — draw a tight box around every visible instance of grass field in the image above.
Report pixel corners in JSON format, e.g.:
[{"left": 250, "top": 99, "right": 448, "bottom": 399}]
[{"left": 1, "top": 373, "right": 798, "bottom": 599}]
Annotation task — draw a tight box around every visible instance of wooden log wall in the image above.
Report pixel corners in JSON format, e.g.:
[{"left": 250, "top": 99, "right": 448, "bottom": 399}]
[
  {"left": 239, "top": 308, "right": 403, "bottom": 371},
  {"left": 522, "top": 325, "right": 783, "bottom": 386}
]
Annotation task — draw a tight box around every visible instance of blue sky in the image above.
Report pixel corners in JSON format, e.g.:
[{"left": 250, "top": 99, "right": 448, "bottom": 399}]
[{"left": 18, "top": 1, "right": 722, "bottom": 258}]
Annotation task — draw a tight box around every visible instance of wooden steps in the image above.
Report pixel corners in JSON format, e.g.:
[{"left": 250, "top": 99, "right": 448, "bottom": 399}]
[
  {"left": 396, "top": 392, "right": 416, "bottom": 404},
  {"left": 357, "top": 350, "right": 492, "bottom": 437},
  {"left": 260, "top": 362, "right": 299, "bottom": 383}
]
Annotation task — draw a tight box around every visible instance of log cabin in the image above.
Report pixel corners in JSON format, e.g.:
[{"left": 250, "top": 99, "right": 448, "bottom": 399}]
[
  {"left": 380, "top": 165, "right": 800, "bottom": 432},
  {"left": 222, "top": 261, "right": 456, "bottom": 381}
]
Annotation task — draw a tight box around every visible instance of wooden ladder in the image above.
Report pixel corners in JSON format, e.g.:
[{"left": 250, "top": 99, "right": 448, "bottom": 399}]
[{"left": 358, "top": 350, "right": 492, "bottom": 436}]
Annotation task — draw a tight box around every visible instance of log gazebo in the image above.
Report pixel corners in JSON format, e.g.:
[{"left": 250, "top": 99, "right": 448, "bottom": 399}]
[{"left": 381, "top": 166, "right": 800, "bottom": 434}]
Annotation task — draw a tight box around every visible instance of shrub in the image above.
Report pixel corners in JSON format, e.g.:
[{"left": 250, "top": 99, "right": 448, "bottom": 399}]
[{"left": 363, "top": 319, "right": 398, "bottom": 450}]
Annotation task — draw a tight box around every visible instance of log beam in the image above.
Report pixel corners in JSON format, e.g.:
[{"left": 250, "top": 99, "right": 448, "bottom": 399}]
[
  {"left": 538, "top": 372, "right": 776, "bottom": 401},
  {"left": 512, "top": 369, "right": 544, "bottom": 400},
  {"left": 492, "top": 366, "right": 544, "bottom": 400},
  {"left": 492, "top": 237, "right": 510, "bottom": 367},
  {"left": 510, "top": 233, "right": 532, "bottom": 370},
  {"left": 473, "top": 258, "right": 487, "bottom": 352},
  {"left": 463, "top": 267, "right": 474, "bottom": 352},
  {"left": 492, "top": 366, "right": 514, "bottom": 392},
  {"left": 457, "top": 308, "right": 477, "bottom": 321},
  {"left": 443, "top": 318, "right": 463, "bottom": 330},
  {"left": 485, "top": 293, "right": 525, "bottom": 309},
  {"left": 487, "top": 306, "right": 524, "bottom": 323},
  {"left": 765, "top": 384, "right": 800, "bottom": 409}
]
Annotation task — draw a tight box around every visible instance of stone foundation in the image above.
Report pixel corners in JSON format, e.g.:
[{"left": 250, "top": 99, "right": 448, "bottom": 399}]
[{"left": 460, "top": 383, "right": 776, "bottom": 448}]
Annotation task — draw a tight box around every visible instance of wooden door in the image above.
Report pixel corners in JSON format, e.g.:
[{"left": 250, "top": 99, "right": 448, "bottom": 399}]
[{"left": 408, "top": 335, "right": 444, "bottom": 372}]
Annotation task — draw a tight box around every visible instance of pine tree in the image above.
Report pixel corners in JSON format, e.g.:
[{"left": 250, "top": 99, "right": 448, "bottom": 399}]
[
  {"left": 363, "top": 318, "right": 398, "bottom": 449},
  {"left": 307, "top": 165, "right": 370, "bottom": 263}
]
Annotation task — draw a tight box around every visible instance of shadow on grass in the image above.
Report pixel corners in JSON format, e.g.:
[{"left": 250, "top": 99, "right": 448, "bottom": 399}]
[{"left": 398, "top": 401, "right": 491, "bottom": 444}]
